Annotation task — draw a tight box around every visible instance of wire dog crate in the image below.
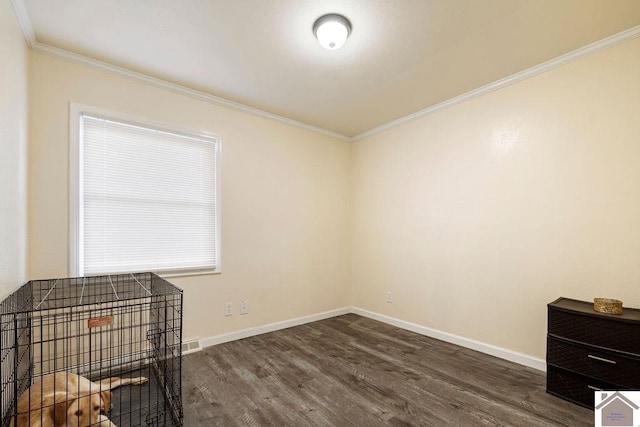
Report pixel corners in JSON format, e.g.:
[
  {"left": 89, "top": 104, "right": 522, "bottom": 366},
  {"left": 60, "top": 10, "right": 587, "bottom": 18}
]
[{"left": 0, "top": 272, "right": 183, "bottom": 426}]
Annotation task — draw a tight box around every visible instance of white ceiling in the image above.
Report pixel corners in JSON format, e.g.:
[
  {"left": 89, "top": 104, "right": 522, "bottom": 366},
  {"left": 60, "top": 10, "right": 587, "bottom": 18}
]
[{"left": 19, "top": 0, "right": 640, "bottom": 137}]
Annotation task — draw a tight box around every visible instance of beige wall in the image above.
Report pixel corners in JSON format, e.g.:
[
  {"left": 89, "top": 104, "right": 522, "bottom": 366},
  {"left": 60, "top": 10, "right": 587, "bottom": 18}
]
[
  {"left": 28, "top": 53, "right": 351, "bottom": 340},
  {"left": 0, "top": 0, "right": 28, "bottom": 299},
  {"left": 351, "top": 37, "right": 640, "bottom": 359},
  {"left": 23, "top": 27, "right": 640, "bottom": 362}
]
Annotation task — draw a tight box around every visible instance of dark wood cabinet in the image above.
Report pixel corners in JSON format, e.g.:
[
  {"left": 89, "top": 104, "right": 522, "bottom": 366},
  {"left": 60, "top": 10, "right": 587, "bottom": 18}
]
[{"left": 546, "top": 297, "right": 640, "bottom": 409}]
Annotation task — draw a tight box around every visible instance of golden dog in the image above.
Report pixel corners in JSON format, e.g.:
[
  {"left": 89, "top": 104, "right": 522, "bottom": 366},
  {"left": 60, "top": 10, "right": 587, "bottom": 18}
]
[{"left": 11, "top": 372, "right": 148, "bottom": 427}]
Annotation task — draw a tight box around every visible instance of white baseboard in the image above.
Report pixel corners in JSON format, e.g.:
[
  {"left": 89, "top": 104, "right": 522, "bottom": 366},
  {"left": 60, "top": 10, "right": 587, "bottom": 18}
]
[
  {"left": 195, "top": 306, "right": 545, "bottom": 372},
  {"left": 199, "top": 307, "right": 351, "bottom": 348},
  {"left": 351, "top": 307, "right": 546, "bottom": 372}
]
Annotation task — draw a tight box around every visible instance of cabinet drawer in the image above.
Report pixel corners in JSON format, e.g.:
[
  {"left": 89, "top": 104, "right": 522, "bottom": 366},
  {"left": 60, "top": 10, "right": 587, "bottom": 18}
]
[
  {"left": 548, "top": 308, "right": 640, "bottom": 355},
  {"left": 547, "top": 336, "right": 640, "bottom": 389},
  {"left": 546, "top": 365, "right": 614, "bottom": 409}
]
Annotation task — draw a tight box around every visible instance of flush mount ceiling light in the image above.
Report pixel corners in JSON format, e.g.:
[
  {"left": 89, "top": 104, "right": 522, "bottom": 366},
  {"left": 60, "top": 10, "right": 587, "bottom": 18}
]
[{"left": 313, "top": 14, "right": 351, "bottom": 50}]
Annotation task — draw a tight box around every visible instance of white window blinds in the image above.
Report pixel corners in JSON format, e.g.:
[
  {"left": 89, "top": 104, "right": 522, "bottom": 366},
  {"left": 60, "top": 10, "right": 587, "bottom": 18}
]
[{"left": 80, "top": 113, "right": 219, "bottom": 275}]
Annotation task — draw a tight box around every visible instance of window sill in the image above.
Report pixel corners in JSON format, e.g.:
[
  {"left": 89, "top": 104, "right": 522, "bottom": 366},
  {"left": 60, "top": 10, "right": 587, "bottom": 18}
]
[{"left": 157, "top": 269, "right": 221, "bottom": 279}]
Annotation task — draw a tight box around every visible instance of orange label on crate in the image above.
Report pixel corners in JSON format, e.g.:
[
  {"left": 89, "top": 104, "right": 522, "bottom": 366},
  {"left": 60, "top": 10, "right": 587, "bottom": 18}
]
[{"left": 88, "top": 316, "right": 113, "bottom": 328}]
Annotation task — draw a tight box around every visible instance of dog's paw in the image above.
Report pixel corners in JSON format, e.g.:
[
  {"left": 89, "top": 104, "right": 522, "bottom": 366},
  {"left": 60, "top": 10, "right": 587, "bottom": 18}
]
[
  {"left": 131, "top": 377, "right": 149, "bottom": 385},
  {"left": 98, "top": 414, "right": 118, "bottom": 427}
]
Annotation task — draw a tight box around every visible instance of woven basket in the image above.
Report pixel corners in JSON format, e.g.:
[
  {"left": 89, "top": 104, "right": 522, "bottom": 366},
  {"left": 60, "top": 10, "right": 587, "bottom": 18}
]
[{"left": 593, "top": 298, "right": 623, "bottom": 315}]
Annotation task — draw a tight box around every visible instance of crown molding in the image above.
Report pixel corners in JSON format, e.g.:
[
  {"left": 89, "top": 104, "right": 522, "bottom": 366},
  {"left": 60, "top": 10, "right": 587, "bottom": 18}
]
[
  {"left": 351, "top": 24, "right": 640, "bottom": 141},
  {"left": 10, "top": 2, "right": 349, "bottom": 142},
  {"left": 10, "top": 0, "right": 36, "bottom": 48},
  {"left": 9, "top": 0, "right": 640, "bottom": 143},
  {"left": 30, "top": 42, "right": 351, "bottom": 142}
]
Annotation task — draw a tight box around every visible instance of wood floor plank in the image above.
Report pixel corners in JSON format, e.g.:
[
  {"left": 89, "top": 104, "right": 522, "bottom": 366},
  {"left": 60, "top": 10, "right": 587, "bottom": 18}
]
[{"left": 182, "top": 314, "right": 593, "bottom": 426}]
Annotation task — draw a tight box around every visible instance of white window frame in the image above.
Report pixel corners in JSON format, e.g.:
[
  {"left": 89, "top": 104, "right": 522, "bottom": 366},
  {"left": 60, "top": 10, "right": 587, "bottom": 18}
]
[{"left": 69, "top": 103, "right": 222, "bottom": 277}]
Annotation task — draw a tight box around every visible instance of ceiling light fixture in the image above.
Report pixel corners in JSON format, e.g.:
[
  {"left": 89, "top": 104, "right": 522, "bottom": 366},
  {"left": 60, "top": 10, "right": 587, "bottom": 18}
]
[{"left": 313, "top": 14, "right": 351, "bottom": 50}]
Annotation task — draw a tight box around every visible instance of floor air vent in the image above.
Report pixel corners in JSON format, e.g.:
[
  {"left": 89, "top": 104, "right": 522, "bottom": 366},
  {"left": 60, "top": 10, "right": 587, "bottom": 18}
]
[{"left": 182, "top": 340, "right": 201, "bottom": 354}]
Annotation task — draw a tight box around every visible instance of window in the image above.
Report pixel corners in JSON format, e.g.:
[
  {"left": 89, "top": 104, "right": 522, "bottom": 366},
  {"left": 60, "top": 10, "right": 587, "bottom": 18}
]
[{"left": 70, "top": 104, "right": 220, "bottom": 276}]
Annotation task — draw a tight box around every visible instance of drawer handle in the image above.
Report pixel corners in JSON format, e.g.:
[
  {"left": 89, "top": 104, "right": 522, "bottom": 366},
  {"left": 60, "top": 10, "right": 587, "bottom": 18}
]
[
  {"left": 588, "top": 354, "right": 617, "bottom": 365},
  {"left": 588, "top": 385, "right": 603, "bottom": 391}
]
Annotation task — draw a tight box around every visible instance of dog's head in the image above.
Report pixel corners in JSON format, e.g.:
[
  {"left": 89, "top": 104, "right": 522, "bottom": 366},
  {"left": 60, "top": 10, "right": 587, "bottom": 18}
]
[{"left": 50, "top": 391, "right": 103, "bottom": 427}]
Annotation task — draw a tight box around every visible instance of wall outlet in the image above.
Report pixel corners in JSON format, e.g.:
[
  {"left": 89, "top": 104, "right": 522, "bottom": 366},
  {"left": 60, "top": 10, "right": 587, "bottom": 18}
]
[
  {"left": 240, "top": 300, "right": 248, "bottom": 315},
  {"left": 386, "top": 291, "right": 393, "bottom": 303},
  {"left": 224, "top": 302, "right": 233, "bottom": 316}
]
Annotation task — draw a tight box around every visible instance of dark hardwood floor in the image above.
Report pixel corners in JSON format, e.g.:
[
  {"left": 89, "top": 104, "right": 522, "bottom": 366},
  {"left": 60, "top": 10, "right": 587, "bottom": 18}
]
[{"left": 182, "top": 314, "right": 593, "bottom": 426}]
